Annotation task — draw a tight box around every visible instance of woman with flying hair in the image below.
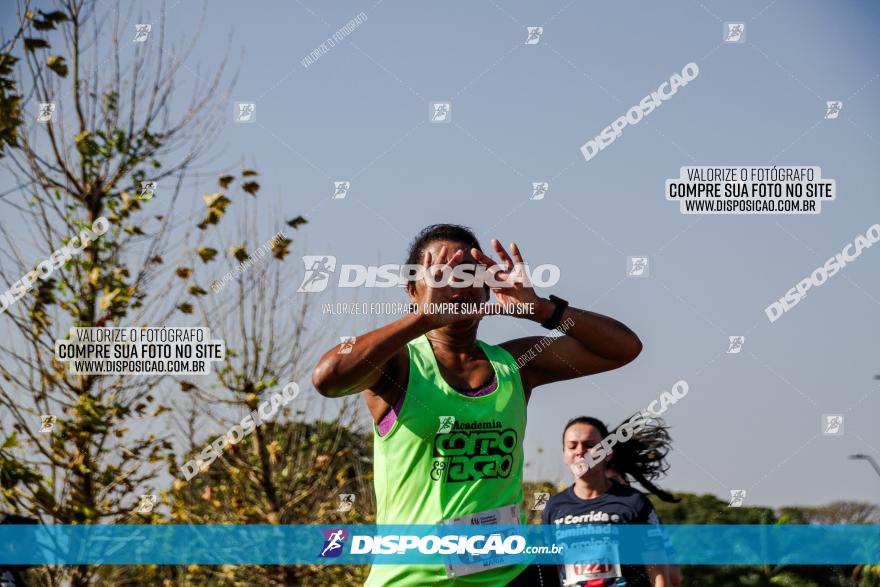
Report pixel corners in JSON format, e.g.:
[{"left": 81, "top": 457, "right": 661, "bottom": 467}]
[{"left": 541, "top": 415, "right": 679, "bottom": 587}]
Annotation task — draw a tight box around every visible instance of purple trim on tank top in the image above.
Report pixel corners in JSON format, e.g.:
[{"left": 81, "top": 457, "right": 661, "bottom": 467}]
[{"left": 376, "top": 374, "right": 498, "bottom": 437}]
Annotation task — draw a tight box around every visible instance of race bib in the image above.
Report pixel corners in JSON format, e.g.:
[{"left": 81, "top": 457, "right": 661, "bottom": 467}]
[
  {"left": 440, "top": 504, "right": 521, "bottom": 578},
  {"left": 562, "top": 541, "right": 622, "bottom": 586}
]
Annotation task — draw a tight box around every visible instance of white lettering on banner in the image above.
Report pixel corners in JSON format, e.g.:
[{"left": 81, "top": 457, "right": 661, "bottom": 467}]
[{"left": 348, "top": 534, "right": 526, "bottom": 555}]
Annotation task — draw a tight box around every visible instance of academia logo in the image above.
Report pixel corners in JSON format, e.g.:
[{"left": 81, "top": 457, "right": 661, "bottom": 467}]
[
  {"left": 432, "top": 422, "right": 516, "bottom": 483},
  {"left": 319, "top": 529, "right": 348, "bottom": 558}
]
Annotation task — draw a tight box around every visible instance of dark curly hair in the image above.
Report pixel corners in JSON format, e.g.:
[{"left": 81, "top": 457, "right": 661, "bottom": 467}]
[
  {"left": 404, "top": 224, "right": 483, "bottom": 291},
  {"left": 563, "top": 415, "right": 679, "bottom": 503}
]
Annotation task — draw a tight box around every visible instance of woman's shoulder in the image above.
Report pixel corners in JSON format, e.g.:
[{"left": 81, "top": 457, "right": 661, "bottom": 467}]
[
  {"left": 609, "top": 482, "right": 653, "bottom": 508},
  {"left": 545, "top": 485, "right": 576, "bottom": 508}
]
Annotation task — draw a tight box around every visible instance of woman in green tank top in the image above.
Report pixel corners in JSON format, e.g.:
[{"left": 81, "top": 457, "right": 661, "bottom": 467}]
[{"left": 313, "top": 224, "right": 642, "bottom": 586}]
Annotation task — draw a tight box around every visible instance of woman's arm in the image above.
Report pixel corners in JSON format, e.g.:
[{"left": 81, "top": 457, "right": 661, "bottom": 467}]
[
  {"left": 505, "top": 302, "right": 643, "bottom": 391},
  {"left": 469, "top": 240, "right": 642, "bottom": 392}
]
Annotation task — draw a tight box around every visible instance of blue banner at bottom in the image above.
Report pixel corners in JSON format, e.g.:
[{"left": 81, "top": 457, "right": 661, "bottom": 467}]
[{"left": 0, "top": 524, "right": 878, "bottom": 565}]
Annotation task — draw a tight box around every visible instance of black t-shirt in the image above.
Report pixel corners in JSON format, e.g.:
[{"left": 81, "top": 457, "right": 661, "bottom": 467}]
[{"left": 541, "top": 482, "right": 664, "bottom": 586}]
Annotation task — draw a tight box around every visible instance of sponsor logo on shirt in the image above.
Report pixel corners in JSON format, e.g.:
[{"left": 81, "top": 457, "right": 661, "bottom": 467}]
[{"left": 431, "top": 420, "right": 517, "bottom": 483}]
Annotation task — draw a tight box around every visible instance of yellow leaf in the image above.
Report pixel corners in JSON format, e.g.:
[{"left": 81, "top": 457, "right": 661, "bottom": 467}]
[
  {"left": 46, "top": 54, "right": 68, "bottom": 77},
  {"left": 197, "top": 247, "right": 217, "bottom": 263},
  {"left": 229, "top": 246, "right": 248, "bottom": 263},
  {"left": 99, "top": 289, "right": 120, "bottom": 309},
  {"left": 202, "top": 193, "right": 230, "bottom": 211},
  {"left": 241, "top": 181, "right": 260, "bottom": 196},
  {"left": 286, "top": 216, "right": 307, "bottom": 229},
  {"left": 271, "top": 237, "right": 292, "bottom": 260}
]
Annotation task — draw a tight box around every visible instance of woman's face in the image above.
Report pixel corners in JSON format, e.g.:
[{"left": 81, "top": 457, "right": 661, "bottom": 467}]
[
  {"left": 563, "top": 423, "right": 609, "bottom": 474},
  {"left": 407, "top": 239, "right": 490, "bottom": 306}
]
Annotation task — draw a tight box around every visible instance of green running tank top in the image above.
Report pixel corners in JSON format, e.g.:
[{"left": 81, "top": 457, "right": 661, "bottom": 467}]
[{"left": 365, "top": 335, "right": 528, "bottom": 586}]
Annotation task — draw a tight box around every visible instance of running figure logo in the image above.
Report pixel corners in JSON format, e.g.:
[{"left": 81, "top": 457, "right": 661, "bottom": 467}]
[
  {"left": 627, "top": 256, "right": 649, "bottom": 277},
  {"left": 297, "top": 255, "right": 337, "bottom": 292},
  {"left": 824, "top": 101, "right": 843, "bottom": 119},
  {"left": 822, "top": 414, "right": 843, "bottom": 435},
  {"left": 531, "top": 492, "right": 549, "bottom": 510},
  {"left": 724, "top": 22, "right": 745, "bottom": 43},
  {"left": 728, "top": 489, "right": 746, "bottom": 507},
  {"left": 430, "top": 101, "right": 451, "bottom": 123},
  {"left": 137, "top": 181, "right": 157, "bottom": 201},
  {"left": 437, "top": 416, "right": 456, "bottom": 434},
  {"left": 338, "top": 336, "right": 356, "bottom": 354},
  {"left": 136, "top": 494, "right": 158, "bottom": 514},
  {"left": 525, "top": 27, "right": 543, "bottom": 45},
  {"left": 727, "top": 336, "right": 745, "bottom": 354},
  {"left": 37, "top": 102, "right": 55, "bottom": 123},
  {"left": 319, "top": 529, "right": 348, "bottom": 558},
  {"left": 235, "top": 102, "right": 256, "bottom": 123},
  {"left": 39, "top": 414, "right": 57, "bottom": 433},
  {"left": 333, "top": 181, "right": 351, "bottom": 199},
  {"left": 134, "top": 24, "right": 151, "bottom": 42},
  {"left": 531, "top": 182, "right": 549, "bottom": 200}
]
